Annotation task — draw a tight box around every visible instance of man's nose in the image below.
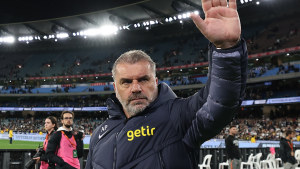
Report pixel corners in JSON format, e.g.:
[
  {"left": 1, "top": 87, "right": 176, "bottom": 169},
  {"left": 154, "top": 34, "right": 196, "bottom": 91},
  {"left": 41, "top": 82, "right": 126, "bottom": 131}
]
[{"left": 131, "top": 81, "right": 141, "bottom": 93}]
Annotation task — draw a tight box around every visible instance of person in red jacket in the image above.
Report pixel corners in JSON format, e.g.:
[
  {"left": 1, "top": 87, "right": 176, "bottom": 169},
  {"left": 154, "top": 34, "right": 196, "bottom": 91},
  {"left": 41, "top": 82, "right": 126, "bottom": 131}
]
[{"left": 33, "top": 116, "right": 58, "bottom": 169}]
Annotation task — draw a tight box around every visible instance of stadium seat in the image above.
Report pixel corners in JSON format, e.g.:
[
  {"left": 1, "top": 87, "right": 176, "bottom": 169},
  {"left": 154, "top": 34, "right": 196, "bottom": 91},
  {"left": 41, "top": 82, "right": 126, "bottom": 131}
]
[
  {"left": 198, "top": 154, "right": 212, "bottom": 169},
  {"left": 253, "top": 153, "right": 262, "bottom": 169},
  {"left": 260, "top": 153, "right": 276, "bottom": 169},
  {"left": 219, "top": 160, "right": 229, "bottom": 169},
  {"left": 240, "top": 153, "right": 254, "bottom": 169},
  {"left": 296, "top": 149, "right": 300, "bottom": 164}
]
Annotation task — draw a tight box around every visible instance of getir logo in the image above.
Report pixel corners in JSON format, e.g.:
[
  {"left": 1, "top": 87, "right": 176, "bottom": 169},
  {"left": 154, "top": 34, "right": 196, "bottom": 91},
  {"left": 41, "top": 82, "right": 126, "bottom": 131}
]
[{"left": 127, "top": 126, "right": 155, "bottom": 141}]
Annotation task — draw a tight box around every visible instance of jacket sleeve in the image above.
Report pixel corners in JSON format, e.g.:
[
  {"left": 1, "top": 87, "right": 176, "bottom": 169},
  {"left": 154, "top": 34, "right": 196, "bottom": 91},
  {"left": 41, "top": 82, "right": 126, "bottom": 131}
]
[{"left": 170, "top": 39, "right": 248, "bottom": 148}]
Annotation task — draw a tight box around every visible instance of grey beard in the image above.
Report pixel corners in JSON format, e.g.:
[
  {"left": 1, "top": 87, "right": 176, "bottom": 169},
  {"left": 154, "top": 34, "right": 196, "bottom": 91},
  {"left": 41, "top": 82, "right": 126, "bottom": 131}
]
[{"left": 125, "top": 102, "right": 148, "bottom": 117}]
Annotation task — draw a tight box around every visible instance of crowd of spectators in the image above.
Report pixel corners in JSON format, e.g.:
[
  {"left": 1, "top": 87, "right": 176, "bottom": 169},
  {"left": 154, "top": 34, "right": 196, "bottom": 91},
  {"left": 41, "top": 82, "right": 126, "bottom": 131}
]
[
  {"left": 1, "top": 112, "right": 299, "bottom": 142},
  {"left": 0, "top": 112, "right": 108, "bottom": 135},
  {"left": 216, "top": 117, "right": 300, "bottom": 141}
]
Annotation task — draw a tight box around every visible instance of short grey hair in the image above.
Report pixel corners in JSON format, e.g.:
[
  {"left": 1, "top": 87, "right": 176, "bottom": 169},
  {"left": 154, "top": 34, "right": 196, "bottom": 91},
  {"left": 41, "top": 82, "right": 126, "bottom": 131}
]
[{"left": 112, "top": 50, "right": 156, "bottom": 80}]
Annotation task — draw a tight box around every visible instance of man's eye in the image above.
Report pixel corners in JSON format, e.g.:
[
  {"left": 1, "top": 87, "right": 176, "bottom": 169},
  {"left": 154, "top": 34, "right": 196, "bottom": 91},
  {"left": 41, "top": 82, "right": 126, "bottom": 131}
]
[{"left": 139, "top": 78, "right": 148, "bottom": 82}]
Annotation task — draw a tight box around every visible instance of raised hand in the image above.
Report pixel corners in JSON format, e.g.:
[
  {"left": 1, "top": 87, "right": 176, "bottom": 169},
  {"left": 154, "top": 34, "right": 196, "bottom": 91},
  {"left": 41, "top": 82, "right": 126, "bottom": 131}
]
[{"left": 190, "top": 0, "right": 241, "bottom": 49}]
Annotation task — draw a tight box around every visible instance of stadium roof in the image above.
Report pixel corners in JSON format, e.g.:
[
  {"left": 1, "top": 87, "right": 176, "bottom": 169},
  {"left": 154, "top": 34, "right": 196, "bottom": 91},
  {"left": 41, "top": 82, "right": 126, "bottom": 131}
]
[
  {"left": 0, "top": 0, "right": 299, "bottom": 45},
  {"left": 0, "top": 0, "right": 203, "bottom": 36}
]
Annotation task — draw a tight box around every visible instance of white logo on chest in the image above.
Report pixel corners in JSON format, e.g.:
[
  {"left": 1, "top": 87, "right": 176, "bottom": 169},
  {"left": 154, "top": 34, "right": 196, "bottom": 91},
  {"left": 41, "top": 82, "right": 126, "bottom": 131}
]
[{"left": 98, "top": 125, "right": 108, "bottom": 139}]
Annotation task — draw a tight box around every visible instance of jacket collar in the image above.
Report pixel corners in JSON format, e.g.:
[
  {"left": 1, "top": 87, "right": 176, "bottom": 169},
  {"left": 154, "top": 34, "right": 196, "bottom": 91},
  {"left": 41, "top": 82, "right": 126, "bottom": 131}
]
[{"left": 106, "top": 82, "right": 177, "bottom": 119}]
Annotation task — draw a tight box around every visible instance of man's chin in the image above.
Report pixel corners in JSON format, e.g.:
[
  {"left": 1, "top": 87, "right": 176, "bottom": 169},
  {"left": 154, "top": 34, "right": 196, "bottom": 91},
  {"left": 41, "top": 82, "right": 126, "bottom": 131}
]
[
  {"left": 127, "top": 105, "right": 147, "bottom": 116},
  {"left": 65, "top": 125, "right": 72, "bottom": 128}
]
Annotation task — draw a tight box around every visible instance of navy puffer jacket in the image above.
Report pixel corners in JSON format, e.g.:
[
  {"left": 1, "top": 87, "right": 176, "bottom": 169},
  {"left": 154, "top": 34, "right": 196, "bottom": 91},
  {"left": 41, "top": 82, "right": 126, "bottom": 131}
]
[{"left": 85, "top": 40, "right": 248, "bottom": 169}]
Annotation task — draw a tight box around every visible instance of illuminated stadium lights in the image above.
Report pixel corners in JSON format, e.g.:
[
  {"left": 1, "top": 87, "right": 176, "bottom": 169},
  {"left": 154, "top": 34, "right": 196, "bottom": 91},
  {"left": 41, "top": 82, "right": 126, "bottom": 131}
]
[
  {"left": 256, "top": 1, "right": 260, "bottom": 5},
  {"left": 18, "top": 36, "right": 34, "bottom": 42},
  {"left": 56, "top": 33, "right": 69, "bottom": 39},
  {"left": 82, "top": 25, "right": 118, "bottom": 37},
  {"left": 0, "top": 36, "right": 15, "bottom": 43}
]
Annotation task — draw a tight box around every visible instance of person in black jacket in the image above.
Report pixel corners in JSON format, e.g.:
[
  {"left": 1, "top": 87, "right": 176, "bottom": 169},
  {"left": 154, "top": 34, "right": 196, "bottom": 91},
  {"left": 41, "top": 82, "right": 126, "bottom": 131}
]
[
  {"left": 225, "top": 125, "right": 241, "bottom": 169},
  {"left": 85, "top": 0, "right": 248, "bottom": 168},
  {"left": 46, "top": 111, "right": 80, "bottom": 169},
  {"left": 280, "top": 129, "right": 297, "bottom": 169},
  {"left": 33, "top": 116, "right": 57, "bottom": 169}
]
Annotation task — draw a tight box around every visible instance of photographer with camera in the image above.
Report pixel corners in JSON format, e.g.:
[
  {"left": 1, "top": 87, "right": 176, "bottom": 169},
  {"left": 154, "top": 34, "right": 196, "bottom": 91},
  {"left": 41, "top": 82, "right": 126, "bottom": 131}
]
[
  {"left": 29, "top": 116, "right": 57, "bottom": 169},
  {"left": 46, "top": 111, "right": 80, "bottom": 169}
]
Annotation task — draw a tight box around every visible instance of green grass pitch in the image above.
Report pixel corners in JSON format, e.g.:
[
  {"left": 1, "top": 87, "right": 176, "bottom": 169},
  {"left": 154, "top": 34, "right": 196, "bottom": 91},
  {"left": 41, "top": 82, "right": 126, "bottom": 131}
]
[{"left": 0, "top": 139, "right": 89, "bottom": 149}]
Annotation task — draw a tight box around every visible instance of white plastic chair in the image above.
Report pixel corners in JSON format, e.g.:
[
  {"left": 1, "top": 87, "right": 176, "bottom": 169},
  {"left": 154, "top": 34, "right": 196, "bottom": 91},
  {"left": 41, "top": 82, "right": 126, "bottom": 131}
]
[
  {"left": 198, "top": 154, "right": 212, "bottom": 169},
  {"left": 241, "top": 154, "right": 254, "bottom": 169},
  {"left": 295, "top": 149, "right": 300, "bottom": 164},
  {"left": 260, "top": 153, "right": 276, "bottom": 169},
  {"left": 253, "top": 153, "right": 262, "bottom": 169},
  {"left": 219, "top": 160, "right": 229, "bottom": 169},
  {"left": 275, "top": 157, "right": 283, "bottom": 169}
]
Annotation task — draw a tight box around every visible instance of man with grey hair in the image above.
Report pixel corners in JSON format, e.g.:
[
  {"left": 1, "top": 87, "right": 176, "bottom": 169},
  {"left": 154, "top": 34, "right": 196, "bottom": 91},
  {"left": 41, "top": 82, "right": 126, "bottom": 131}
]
[{"left": 86, "top": 0, "right": 248, "bottom": 168}]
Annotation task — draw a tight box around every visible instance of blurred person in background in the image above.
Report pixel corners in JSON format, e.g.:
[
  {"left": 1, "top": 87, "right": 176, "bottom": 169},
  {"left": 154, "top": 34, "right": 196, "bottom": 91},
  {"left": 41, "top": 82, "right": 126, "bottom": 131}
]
[
  {"left": 46, "top": 111, "right": 80, "bottom": 169},
  {"left": 280, "top": 129, "right": 297, "bottom": 169},
  {"left": 225, "top": 125, "right": 241, "bottom": 169},
  {"left": 9, "top": 128, "right": 13, "bottom": 144},
  {"left": 33, "top": 116, "right": 58, "bottom": 169}
]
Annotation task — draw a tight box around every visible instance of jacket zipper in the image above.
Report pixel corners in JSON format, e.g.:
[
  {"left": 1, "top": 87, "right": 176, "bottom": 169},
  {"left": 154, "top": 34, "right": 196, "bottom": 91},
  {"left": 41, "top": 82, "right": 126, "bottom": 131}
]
[{"left": 113, "top": 132, "right": 119, "bottom": 169}]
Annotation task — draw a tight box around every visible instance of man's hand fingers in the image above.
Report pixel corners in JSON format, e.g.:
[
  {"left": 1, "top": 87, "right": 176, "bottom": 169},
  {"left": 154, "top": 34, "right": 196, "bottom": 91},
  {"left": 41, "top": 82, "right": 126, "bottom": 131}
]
[
  {"left": 229, "top": 0, "right": 237, "bottom": 9},
  {"left": 190, "top": 13, "right": 206, "bottom": 35},
  {"left": 212, "top": 0, "right": 221, "bottom": 7},
  {"left": 220, "top": 0, "right": 228, "bottom": 7},
  {"left": 201, "top": 0, "right": 212, "bottom": 13}
]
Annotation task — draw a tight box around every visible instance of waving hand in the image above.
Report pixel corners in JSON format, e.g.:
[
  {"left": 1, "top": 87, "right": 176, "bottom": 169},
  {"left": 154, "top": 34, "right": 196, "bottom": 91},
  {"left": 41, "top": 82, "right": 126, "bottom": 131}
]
[{"left": 191, "top": 0, "right": 241, "bottom": 49}]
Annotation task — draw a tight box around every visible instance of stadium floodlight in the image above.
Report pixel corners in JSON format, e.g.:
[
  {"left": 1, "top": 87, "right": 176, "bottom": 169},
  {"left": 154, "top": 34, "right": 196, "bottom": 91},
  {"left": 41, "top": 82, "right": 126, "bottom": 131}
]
[
  {"left": 241, "top": 0, "right": 244, "bottom": 4},
  {"left": 182, "top": 13, "right": 187, "bottom": 19},
  {"left": 146, "top": 27, "right": 149, "bottom": 30},
  {"left": 179, "top": 20, "right": 183, "bottom": 23},
  {"left": 193, "top": 10, "right": 199, "bottom": 15},
  {"left": 178, "top": 14, "right": 182, "bottom": 19},
  {"left": 256, "top": 1, "right": 260, "bottom": 5},
  {"left": 0, "top": 36, "right": 15, "bottom": 43},
  {"left": 168, "top": 17, "right": 173, "bottom": 22},
  {"left": 73, "top": 33, "right": 76, "bottom": 36},
  {"left": 173, "top": 16, "right": 177, "bottom": 20},
  {"left": 165, "top": 18, "right": 169, "bottom": 22},
  {"left": 56, "top": 33, "right": 69, "bottom": 39},
  {"left": 186, "top": 12, "right": 191, "bottom": 17},
  {"left": 245, "top": 0, "right": 248, "bottom": 3},
  {"left": 99, "top": 25, "right": 118, "bottom": 36},
  {"left": 150, "top": 21, "right": 155, "bottom": 25},
  {"left": 286, "top": 53, "right": 290, "bottom": 56},
  {"left": 43, "top": 36, "right": 48, "bottom": 39}
]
